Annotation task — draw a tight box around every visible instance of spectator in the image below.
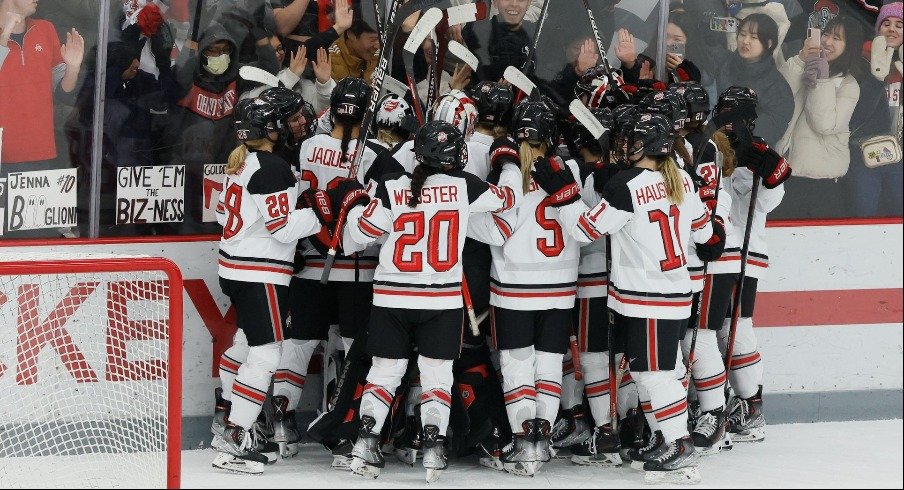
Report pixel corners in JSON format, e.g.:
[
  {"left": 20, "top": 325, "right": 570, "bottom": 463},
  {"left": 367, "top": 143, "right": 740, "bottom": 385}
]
[
  {"left": 329, "top": 17, "right": 377, "bottom": 81},
  {"left": 272, "top": 0, "right": 354, "bottom": 63},
  {"left": 666, "top": 10, "right": 718, "bottom": 101},
  {"left": 550, "top": 37, "right": 601, "bottom": 104},
  {"left": 716, "top": 13, "right": 794, "bottom": 148},
  {"left": 243, "top": 39, "right": 335, "bottom": 114},
  {"left": 731, "top": 0, "right": 792, "bottom": 66},
  {"left": 773, "top": 15, "right": 863, "bottom": 217},
  {"left": 462, "top": 0, "right": 535, "bottom": 83}
]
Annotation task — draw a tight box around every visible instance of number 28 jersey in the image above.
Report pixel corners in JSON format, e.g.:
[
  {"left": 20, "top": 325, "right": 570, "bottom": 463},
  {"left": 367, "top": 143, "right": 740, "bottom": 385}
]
[
  {"left": 559, "top": 167, "right": 715, "bottom": 320},
  {"left": 343, "top": 170, "right": 512, "bottom": 310}
]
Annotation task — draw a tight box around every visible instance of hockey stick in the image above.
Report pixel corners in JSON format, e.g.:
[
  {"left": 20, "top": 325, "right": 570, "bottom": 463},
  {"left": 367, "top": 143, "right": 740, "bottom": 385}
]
[
  {"left": 321, "top": 0, "right": 444, "bottom": 284},
  {"left": 448, "top": 40, "right": 479, "bottom": 72},
  {"left": 427, "top": 11, "right": 449, "bottom": 107},
  {"left": 569, "top": 332, "right": 583, "bottom": 381},
  {"left": 461, "top": 275, "right": 481, "bottom": 336},
  {"left": 403, "top": 7, "right": 444, "bottom": 126},
  {"left": 504, "top": 65, "right": 537, "bottom": 99},
  {"left": 239, "top": 65, "right": 281, "bottom": 88},
  {"left": 372, "top": 0, "right": 385, "bottom": 37},
  {"left": 578, "top": 0, "right": 615, "bottom": 75}
]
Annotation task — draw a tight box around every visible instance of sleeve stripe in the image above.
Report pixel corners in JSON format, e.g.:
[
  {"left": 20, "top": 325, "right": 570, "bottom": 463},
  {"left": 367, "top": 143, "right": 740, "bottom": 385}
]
[
  {"left": 691, "top": 211, "right": 710, "bottom": 230},
  {"left": 359, "top": 217, "right": 386, "bottom": 238},
  {"left": 578, "top": 215, "right": 603, "bottom": 241},
  {"left": 216, "top": 203, "right": 225, "bottom": 213},
  {"left": 492, "top": 214, "right": 513, "bottom": 239},
  {"left": 266, "top": 217, "right": 288, "bottom": 232}
]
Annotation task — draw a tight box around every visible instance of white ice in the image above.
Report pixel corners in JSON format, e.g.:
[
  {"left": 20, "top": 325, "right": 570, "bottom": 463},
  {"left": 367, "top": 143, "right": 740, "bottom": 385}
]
[{"left": 182, "top": 419, "right": 903, "bottom": 489}]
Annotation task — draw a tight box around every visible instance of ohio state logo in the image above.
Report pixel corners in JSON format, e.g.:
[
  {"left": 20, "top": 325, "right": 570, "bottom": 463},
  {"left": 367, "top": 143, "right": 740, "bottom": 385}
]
[{"left": 437, "top": 131, "right": 448, "bottom": 143}]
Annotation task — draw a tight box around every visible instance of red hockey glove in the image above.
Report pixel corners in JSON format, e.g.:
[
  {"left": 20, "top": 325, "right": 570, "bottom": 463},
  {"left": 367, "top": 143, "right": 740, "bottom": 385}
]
[
  {"left": 739, "top": 138, "right": 791, "bottom": 189},
  {"left": 490, "top": 137, "right": 520, "bottom": 170},
  {"left": 696, "top": 217, "right": 726, "bottom": 262},
  {"left": 531, "top": 157, "right": 581, "bottom": 207}
]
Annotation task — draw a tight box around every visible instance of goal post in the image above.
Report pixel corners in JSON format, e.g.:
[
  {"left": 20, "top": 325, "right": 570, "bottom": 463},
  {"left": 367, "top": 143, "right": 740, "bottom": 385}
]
[{"left": 0, "top": 253, "right": 183, "bottom": 489}]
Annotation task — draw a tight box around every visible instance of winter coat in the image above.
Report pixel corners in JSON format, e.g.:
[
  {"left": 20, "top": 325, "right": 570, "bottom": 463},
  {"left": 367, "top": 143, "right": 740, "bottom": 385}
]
[
  {"left": 777, "top": 55, "right": 860, "bottom": 179},
  {"left": 329, "top": 35, "right": 376, "bottom": 82},
  {"left": 716, "top": 53, "right": 795, "bottom": 148},
  {"left": 731, "top": 2, "right": 792, "bottom": 67}
]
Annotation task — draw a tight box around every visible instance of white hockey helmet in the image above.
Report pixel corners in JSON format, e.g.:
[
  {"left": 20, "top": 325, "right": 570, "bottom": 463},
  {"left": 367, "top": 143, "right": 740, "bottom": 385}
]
[
  {"left": 431, "top": 90, "right": 479, "bottom": 140},
  {"left": 376, "top": 94, "right": 413, "bottom": 130}
]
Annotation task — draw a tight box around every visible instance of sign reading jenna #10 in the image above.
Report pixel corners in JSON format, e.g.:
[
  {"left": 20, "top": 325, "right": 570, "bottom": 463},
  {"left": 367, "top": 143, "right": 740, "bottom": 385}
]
[
  {"left": 116, "top": 165, "right": 186, "bottom": 224},
  {"left": 5, "top": 169, "right": 78, "bottom": 232}
]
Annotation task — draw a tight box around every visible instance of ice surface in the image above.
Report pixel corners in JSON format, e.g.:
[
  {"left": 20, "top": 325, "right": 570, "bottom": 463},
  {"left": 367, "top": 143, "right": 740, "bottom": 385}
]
[{"left": 182, "top": 420, "right": 903, "bottom": 489}]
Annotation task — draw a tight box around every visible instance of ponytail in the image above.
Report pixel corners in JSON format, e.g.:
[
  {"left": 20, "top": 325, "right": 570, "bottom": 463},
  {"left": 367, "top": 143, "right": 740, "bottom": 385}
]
[
  {"left": 519, "top": 141, "right": 547, "bottom": 195},
  {"left": 657, "top": 156, "right": 685, "bottom": 205},
  {"left": 712, "top": 130, "right": 737, "bottom": 177},
  {"left": 377, "top": 127, "right": 401, "bottom": 147},
  {"left": 408, "top": 164, "right": 441, "bottom": 208},
  {"left": 673, "top": 136, "right": 693, "bottom": 169},
  {"left": 338, "top": 120, "right": 354, "bottom": 165},
  {"left": 226, "top": 139, "right": 270, "bottom": 175}
]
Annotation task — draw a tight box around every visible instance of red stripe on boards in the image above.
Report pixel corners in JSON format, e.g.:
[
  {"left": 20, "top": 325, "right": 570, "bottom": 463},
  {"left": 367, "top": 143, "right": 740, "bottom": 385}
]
[{"left": 753, "top": 288, "right": 903, "bottom": 327}]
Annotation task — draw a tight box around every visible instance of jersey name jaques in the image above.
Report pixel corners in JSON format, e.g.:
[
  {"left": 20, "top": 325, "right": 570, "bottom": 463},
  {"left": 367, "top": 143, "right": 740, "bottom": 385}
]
[
  {"left": 344, "top": 170, "right": 510, "bottom": 310},
  {"left": 217, "top": 151, "right": 321, "bottom": 286},
  {"left": 559, "top": 166, "right": 714, "bottom": 319}
]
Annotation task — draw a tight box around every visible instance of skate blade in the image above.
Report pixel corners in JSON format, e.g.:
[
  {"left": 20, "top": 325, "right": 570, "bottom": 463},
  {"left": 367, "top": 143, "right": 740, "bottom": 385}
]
[
  {"left": 503, "top": 461, "right": 540, "bottom": 477},
  {"left": 721, "top": 434, "right": 734, "bottom": 451},
  {"left": 571, "top": 452, "right": 623, "bottom": 467},
  {"left": 331, "top": 455, "right": 352, "bottom": 471},
  {"left": 210, "top": 434, "right": 227, "bottom": 451},
  {"left": 211, "top": 453, "right": 265, "bottom": 475},
  {"left": 630, "top": 459, "right": 647, "bottom": 471},
  {"left": 425, "top": 468, "right": 443, "bottom": 483},
  {"left": 644, "top": 466, "right": 701, "bottom": 485},
  {"left": 262, "top": 449, "right": 279, "bottom": 464},
  {"left": 279, "top": 442, "right": 300, "bottom": 458},
  {"left": 349, "top": 457, "right": 381, "bottom": 479},
  {"left": 729, "top": 427, "right": 765, "bottom": 442},
  {"left": 395, "top": 448, "right": 419, "bottom": 466},
  {"left": 479, "top": 456, "right": 504, "bottom": 471},
  {"left": 551, "top": 448, "right": 573, "bottom": 460}
]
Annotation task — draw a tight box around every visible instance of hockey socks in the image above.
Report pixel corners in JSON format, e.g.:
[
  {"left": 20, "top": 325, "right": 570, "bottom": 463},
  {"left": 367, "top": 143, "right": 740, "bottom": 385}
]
[
  {"left": 230, "top": 343, "right": 280, "bottom": 430},
  {"left": 582, "top": 352, "right": 612, "bottom": 426},
  {"left": 682, "top": 329, "right": 727, "bottom": 412},
  {"left": 418, "top": 356, "right": 454, "bottom": 435},
  {"left": 560, "top": 352, "right": 584, "bottom": 411},
  {"left": 720, "top": 317, "right": 763, "bottom": 399},
  {"left": 218, "top": 331, "right": 250, "bottom": 403},
  {"left": 500, "top": 347, "right": 537, "bottom": 432},
  {"left": 634, "top": 370, "right": 689, "bottom": 444},
  {"left": 534, "top": 350, "right": 564, "bottom": 426},
  {"left": 273, "top": 338, "right": 318, "bottom": 409},
  {"left": 359, "top": 357, "right": 409, "bottom": 435}
]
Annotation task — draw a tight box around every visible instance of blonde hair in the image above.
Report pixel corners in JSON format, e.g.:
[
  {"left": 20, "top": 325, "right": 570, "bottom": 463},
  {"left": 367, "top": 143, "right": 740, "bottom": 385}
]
[
  {"left": 519, "top": 141, "right": 547, "bottom": 195},
  {"left": 712, "top": 130, "right": 737, "bottom": 177},
  {"left": 377, "top": 127, "right": 402, "bottom": 147},
  {"left": 226, "top": 139, "right": 269, "bottom": 175},
  {"left": 657, "top": 156, "right": 685, "bottom": 205}
]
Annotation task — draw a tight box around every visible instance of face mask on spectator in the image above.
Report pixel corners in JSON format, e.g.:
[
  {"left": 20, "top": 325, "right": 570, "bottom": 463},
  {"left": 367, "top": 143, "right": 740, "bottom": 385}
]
[{"left": 204, "top": 54, "right": 230, "bottom": 75}]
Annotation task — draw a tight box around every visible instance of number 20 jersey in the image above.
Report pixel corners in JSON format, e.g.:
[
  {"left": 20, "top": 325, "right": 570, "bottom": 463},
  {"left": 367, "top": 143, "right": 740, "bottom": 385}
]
[{"left": 344, "top": 170, "right": 511, "bottom": 310}]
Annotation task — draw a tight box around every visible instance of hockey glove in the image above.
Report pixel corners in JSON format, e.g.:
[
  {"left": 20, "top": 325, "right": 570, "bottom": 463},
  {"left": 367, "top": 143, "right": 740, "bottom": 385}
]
[
  {"left": 592, "top": 161, "right": 622, "bottom": 195},
  {"left": 490, "top": 137, "right": 520, "bottom": 170},
  {"left": 531, "top": 157, "right": 581, "bottom": 207},
  {"left": 298, "top": 188, "right": 336, "bottom": 227},
  {"left": 739, "top": 137, "right": 791, "bottom": 189},
  {"left": 327, "top": 179, "right": 370, "bottom": 219},
  {"left": 695, "top": 217, "right": 726, "bottom": 262},
  {"left": 698, "top": 181, "right": 718, "bottom": 213}
]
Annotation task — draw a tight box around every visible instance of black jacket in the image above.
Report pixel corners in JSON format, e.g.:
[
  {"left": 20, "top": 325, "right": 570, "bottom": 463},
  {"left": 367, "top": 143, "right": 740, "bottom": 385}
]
[{"left": 716, "top": 53, "right": 794, "bottom": 148}]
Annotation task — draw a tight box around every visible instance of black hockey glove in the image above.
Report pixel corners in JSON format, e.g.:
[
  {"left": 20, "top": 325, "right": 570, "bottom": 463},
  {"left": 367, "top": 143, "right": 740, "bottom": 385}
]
[
  {"left": 490, "top": 137, "right": 520, "bottom": 170},
  {"left": 738, "top": 137, "right": 791, "bottom": 189},
  {"left": 592, "top": 161, "right": 622, "bottom": 195},
  {"left": 298, "top": 188, "right": 336, "bottom": 227},
  {"left": 327, "top": 179, "right": 370, "bottom": 219},
  {"left": 531, "top": 157, "right": 581, "bottom": 207},
  {"left": 696, "top": 217, "right": 726, "bottom": 262}
]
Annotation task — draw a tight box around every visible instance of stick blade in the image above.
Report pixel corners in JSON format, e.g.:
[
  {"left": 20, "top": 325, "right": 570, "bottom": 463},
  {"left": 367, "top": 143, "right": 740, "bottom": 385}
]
[
  {"left": 503, "top": 65, "right": 535, "bottom": 96},
  {"left": 447, "top": 1, "right": 488, "bottom": 26},
  {"left": 447, "top": 40, "right": 478, "bottom": 71},
  {"left": 239, "top": 65, "right": 281, "bottom": 88},
  {"left": 404, "top": 7, "right": 444, "bottom": 53},
  {"left": 569, "top": 99, "right": 606, "bottom": 140}
]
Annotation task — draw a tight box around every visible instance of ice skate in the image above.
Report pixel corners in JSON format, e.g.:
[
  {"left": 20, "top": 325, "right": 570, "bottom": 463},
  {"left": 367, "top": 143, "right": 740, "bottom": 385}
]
[
  {"left": 350, "top": 416, "right": 385, "bottom": 479},
  {"left": 270, "top": 395, "right": 300, "bottom": 458},
  {"left": 692, "top": 408, "right": 731, "bottom": 456},
  {"left": 619, "top": 408, "right": 646, "bottom": 462},
  {"left": 394, "top": 415, "right": 422, "bottom": 466},
  {"left": 421, "top": 425, "right": 447, "bottom": 483},
  {"left": 571, "top": 424, "right": 623, "bottom": 467},
  {"left": 727, "top": 387, "right": 765, "bottom": 442},
  {"left": 533, "top": 418, "right": 553, "bottom": 464},
  {"left": 643, "top": 436, "right": 701, "bottom": 485},
  {"left": 211, "top": 425, "right": 268, "bottom": 475},
  {"left": 628, "top": 430, "right": 664, "bottom": 470},
  {"left": 552, "top": 407, "right": 591, "bottom": 457},
  {"left": 251, "top": 420, "right": 279, "bottom": 464},
  {"left": 501, "top": 420, "right": 543, "bottom": 477},
  {"left": 330, "top": 439, "right": 354, "bottom": 470},
  {"left": 478, "top": 425, "right": 506, "bottom": 471},
  {"left": 210, "top": 388, "right": 231, "bottom": 451}
]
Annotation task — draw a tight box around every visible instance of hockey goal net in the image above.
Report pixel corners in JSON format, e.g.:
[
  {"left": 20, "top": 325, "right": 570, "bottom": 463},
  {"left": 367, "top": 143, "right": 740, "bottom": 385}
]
[{"left": 0, "top": 253, "right": 182, "bottom": 489}]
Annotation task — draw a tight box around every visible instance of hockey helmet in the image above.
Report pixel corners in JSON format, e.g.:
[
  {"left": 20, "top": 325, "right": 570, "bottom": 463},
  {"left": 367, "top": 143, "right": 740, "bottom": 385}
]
[
  {"left": 233, "top": 97, "right": 280, "bottom": 141},
  {"left": 574, "top": 65, "right": 611, "bottom": 109},
  {"left": 472, "top": 81, "right": 515, "bottom": 127},
  {"left": 431, "top": 90, "right": 480, "bottom": 139},
  {"left": 566, "top": 107, "right": 613, "bottom": 158},
  {"left": 414, "top": 121, "right": 468, "bottom": 169},
  {"left": 330, "top": 77, "right": 372, "bottom": 123},
  {"left": 511, "top": 99, "right": 559, "bottom": 148},
  {"left": 628, "top": 112, "right": 674, "bottom": 158},
  {"left": 639, "top": 90, "right": 688, "bottom": 132},
  {"left": 714, "top": 85, "right": 758, "bottom": 132},
  {"left": 260, "top": 87, "right": 316, "bottom": 139},
  {"left": 667, "top": 81, "right": 710, "bottom": 124}
]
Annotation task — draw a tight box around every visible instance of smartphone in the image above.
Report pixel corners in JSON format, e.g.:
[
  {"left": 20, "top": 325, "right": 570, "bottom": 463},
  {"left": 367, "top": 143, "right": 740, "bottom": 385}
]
[
  {"left": 710, "top": 16, "right": 739, "bottom": 33},
  {"left": 666, "top": 42, "right": 686, "bottom": 59},
  {"left": 808, "top": 27, "right": 821, "bottom": 46}
]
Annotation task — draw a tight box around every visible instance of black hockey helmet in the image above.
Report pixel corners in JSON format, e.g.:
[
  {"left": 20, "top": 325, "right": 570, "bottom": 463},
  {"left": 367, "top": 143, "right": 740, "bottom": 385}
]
[
  {"left": 472, "top": 81, "right": 515, "bottom": 127},
  {"left": 612, "top": 103, "right": 639, "bottom": 163},
  {"left": 574, "top": 65, "right": 611, "bottom": 109},
  {"left": 511, "top": 100, "right": 559, "bottom": 148},
  {"left": 639, "top": 90, "right": 688, "bottom": 132},
  {"left": 233, "top": 97, "right": 280, "bottom": 141},
  {"left": 628, "top": 112, "right": 674, "bottom": 158},
  {"left": 260, "top": 86, "right": 316, "bottom": 137},
  {"left": 414, "top": 121, "right": 468, "bottom": 169},
  {"left": 714, "top": 86, "right": 758, "bottom": 131},
  {"left": 668, "top": 81, "right": 710, "bottom": 124},
  {"left": 567, "top": 107, "right": 613, "bottom": 158},
  {"left": 330, "top": 77, "right": 372, "bottom": 124}
]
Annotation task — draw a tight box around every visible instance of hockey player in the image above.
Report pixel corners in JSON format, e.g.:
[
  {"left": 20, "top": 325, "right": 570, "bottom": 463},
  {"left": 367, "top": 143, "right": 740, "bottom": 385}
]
[
  {"left": 373, "top": 94, "right": 415, "bottom": 149},
  {"left": 338, "top": 121, "right": 513, "bottom": 482},
  {"left": 667, "top": 81, "right": 739, "bottom": 455},
  {"left": 211, "top": 97, "right": 329, "bottom": 474},
  {"left": 714, "top": 87, "right": 790, "bottom": 443},
  {"left": 269, "top": 77, "right": 379, "bottom": 458},
  {"left": 259, "top": 86, "right": 317, "bottom": 168},
  {"left": 546, "top": 112, "right": 727, "bottom": 484}
]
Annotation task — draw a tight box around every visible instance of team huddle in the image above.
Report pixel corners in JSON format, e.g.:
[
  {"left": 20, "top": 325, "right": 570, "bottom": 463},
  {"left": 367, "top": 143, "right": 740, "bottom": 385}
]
[{"left": 207, "top": 55, "right": 791, "bottom": 485}]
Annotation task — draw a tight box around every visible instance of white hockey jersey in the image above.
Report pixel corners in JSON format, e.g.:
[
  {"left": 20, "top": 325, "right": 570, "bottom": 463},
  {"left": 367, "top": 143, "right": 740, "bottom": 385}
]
[
  {"left": 559, "top": 166, "right": 716, "bottom": 320},
  {"left": 723, "top": 167, "right": 784, "bottom": 279},
  {"left": 465, "top": 131, "right": 494, "bottom": 179},
  {"left": 486, "top": 159, "right": 585, "bottom": 311},
  {"left": 217, "top": 150, "right": 322, "bottom": 286},
  {"left": 577, "top": 168, "right": 608, "bottom": 299},
  {"left": 296, "top": 133, "right": 380, "bottom": 282},
  {"left": 344, "top": 170, "right": 512, "bottom": 309}
]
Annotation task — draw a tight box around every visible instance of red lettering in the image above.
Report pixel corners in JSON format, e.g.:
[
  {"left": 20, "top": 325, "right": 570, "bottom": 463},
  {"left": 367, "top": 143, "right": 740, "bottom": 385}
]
[
  {"left": 105, "top": 281, "right": 169, "bottom": 381},
  {"left": 394, "top": 189, "right": 410, "bottom": 206},
  {"left": 16, "top": 283, "right": 99, "bottom": 385},
  {"left": 184, "top": 279, "right": 237, "bottom": 377},
  {"left": 635, "top": 188, "right": 646, "bottom": 205}
]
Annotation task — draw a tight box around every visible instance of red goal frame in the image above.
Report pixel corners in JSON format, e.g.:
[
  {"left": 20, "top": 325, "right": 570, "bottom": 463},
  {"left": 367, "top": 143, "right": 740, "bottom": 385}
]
[{"left": 0, "top": 256, "right": 183, "bottom": 489}]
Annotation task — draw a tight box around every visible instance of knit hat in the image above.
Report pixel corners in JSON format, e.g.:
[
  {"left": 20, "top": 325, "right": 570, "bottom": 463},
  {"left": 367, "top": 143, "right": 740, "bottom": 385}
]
[{"left": 876, "top": 2, "right": 903, "bottom": 33}]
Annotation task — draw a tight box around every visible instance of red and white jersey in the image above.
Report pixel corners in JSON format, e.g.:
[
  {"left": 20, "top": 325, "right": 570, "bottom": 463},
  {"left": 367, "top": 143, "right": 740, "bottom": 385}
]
[
  {"left": 296, "top": 133, "right": 380, "bottom": 282},
  {"left": 488, "top": 159, "right": 585, "bottom": 311},
  {"left": 677, "top": 134, "right": 742, "bottom": 287},
  {"left": 344, "top": 170, "right": 512, "bottom": 309},
  {"left": 559, "top": 166, "right": 715, "bottom": 320},
  {"left": 724, "top": 167, "right": 784, "bottom": 279},
  {"left": 577, "top": 169, "right": 608, "bottom": 299},
  {"left": 465, "top": 131, "right": 494, "bottom": 179},
  {"left": 394, "top": 138, "right": 490, "bottom": 178},
  {"left": 217, "top": 150, "right": 322, "bottom": 286}
]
